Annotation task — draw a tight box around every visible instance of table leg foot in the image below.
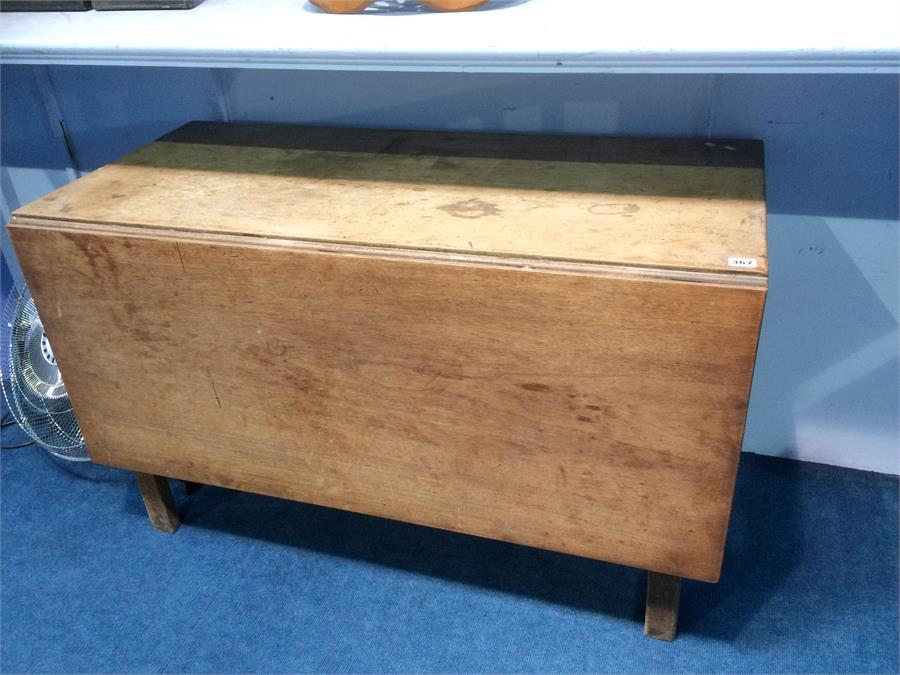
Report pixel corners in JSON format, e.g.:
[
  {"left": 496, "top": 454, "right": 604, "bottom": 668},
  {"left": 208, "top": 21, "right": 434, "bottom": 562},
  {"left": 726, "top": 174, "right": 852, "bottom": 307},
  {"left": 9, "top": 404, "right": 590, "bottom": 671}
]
[
  {"left": 134, "top": 472, "right": 180, "bottom": 534},
  {"left": 644, "top": 571, "right": 681, "bottom": 641}
]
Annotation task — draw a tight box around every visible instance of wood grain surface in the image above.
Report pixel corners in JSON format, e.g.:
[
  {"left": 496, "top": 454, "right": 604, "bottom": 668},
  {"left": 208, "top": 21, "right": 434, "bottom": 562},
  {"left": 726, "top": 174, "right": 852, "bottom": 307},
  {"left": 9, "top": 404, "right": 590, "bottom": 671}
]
[
  {"left": 9, "top": 222, "right": 765, "bottom": 582},
  {"left": 16, "top": 122, "right": 767, "bottom": 277}
]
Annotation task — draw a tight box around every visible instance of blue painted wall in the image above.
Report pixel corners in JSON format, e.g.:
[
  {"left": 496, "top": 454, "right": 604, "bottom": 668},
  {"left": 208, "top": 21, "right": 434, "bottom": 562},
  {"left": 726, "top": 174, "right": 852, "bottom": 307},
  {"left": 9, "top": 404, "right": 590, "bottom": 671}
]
[{"left": 2, "top": 65, "right": 897, "bottom": 473}]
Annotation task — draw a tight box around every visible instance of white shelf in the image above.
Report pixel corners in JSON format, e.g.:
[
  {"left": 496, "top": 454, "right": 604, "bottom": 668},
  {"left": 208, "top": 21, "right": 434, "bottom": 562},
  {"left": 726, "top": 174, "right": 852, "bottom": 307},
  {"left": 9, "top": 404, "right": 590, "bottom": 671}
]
[{"left": 1, "top": 0, "right": 898, "bottom": 73}]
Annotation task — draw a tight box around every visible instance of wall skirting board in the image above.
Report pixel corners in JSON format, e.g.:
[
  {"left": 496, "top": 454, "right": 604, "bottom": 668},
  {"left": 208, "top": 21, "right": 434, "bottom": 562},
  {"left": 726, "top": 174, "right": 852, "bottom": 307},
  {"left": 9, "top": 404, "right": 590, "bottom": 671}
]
[{"left": 2, "top": 65, "right": 897, "bottom": 474}]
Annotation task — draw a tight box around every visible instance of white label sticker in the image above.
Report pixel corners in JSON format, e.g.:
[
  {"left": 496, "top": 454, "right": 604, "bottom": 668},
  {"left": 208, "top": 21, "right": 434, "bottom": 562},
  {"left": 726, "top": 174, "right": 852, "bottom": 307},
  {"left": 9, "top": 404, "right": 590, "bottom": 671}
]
[{"left": 728, "top": 257, "right": 758, "bottom": 268}]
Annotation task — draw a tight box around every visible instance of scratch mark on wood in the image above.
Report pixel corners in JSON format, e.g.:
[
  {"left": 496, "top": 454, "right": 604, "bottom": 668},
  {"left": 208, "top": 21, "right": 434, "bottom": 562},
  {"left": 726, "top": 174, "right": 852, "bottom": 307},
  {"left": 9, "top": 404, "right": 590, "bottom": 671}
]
[
  {"left": 210, "top": 376, "right": 222, "bottom": 408},
  {"left": 175, "top": 243, "right": 186, "bottom": 273}
]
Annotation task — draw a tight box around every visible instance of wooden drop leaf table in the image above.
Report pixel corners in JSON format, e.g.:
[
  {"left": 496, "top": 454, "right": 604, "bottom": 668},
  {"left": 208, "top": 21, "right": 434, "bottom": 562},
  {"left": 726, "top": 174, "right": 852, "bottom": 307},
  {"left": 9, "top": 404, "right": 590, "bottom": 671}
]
[{"left": 8, "top": 122, "right": 767, "bottom": 641}]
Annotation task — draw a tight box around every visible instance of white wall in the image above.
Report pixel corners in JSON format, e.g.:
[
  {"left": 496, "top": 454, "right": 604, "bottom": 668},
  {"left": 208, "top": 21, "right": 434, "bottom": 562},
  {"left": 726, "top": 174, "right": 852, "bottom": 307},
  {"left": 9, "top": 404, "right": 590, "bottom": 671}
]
[{"left": 2, "top": 65, "right": 897, "bottom": 473}]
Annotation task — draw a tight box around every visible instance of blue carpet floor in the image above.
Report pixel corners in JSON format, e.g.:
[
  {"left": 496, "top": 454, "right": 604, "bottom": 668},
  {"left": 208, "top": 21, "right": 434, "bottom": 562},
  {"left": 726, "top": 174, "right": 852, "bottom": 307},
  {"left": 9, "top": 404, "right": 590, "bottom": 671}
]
[{"left": 1, "top": 431, "right": 897, "bottom": 673}]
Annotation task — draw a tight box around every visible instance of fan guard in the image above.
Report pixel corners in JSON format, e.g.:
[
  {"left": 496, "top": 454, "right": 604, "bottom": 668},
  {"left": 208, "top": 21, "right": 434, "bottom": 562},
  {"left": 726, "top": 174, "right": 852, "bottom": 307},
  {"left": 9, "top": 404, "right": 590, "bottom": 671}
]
[{"left": 1, "top": 284, "right": 88, "bottom": 461}]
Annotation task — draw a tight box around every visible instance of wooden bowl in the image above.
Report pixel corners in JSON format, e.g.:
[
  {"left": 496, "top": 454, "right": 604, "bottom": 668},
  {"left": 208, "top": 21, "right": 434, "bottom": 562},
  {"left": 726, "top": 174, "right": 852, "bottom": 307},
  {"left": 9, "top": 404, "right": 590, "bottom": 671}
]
[
  {"left": 420, "top": 0, "right": 487, "bottom": 9},
  {"left": 310, "top": 0, "right": 488, "bottom": 12},
  {"left": 309, "top": 0, "right": 372, "bottom": 13}
]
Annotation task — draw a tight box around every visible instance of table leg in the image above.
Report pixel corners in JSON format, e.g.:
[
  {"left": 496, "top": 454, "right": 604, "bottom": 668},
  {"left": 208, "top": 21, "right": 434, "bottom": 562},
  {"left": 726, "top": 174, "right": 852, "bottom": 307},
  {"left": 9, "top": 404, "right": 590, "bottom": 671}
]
[
  {"left": 134, "top": 472, "right": 180, "bottom": 534},
  {"left": 182, "top": 480, "right": 202, "bottom": 495},
  {"left": 644, "top": 571, "right": 681, "bottom": 641}
]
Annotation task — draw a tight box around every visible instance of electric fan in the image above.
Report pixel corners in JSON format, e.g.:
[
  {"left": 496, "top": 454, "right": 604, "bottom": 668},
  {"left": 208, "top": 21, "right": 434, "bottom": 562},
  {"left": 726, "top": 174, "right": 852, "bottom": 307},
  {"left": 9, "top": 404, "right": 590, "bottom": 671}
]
[{"left": 1, "top": 283, "right": 88, "bottom": 461}]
